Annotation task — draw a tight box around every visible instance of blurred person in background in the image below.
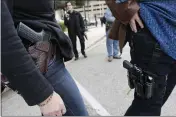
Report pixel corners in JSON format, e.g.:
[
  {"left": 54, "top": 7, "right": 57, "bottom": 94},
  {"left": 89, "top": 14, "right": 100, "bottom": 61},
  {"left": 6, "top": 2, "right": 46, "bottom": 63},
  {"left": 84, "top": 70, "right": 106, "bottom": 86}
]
[
  {"left": 64, "top": 2, "right": 87, "bottom": 61},
  {"left": 94, "top": 14, "right": 98, "bottom": 27},
  {"left": 105, "top": 7, "right": 121, "bottom": 62}
]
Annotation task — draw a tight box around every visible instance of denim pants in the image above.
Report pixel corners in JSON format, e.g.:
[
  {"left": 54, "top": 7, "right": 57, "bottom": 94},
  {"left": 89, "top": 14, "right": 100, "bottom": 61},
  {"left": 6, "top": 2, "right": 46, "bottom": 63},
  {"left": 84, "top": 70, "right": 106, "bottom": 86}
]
[
  {"left": 106, "top": 30, "right": 119, "bottom": 57},
  {"left": 44, "top": 58, "right": 88, "bottom": 116},
  {"left": 125, "top": 27, "right": 176, "bottom": 116}
]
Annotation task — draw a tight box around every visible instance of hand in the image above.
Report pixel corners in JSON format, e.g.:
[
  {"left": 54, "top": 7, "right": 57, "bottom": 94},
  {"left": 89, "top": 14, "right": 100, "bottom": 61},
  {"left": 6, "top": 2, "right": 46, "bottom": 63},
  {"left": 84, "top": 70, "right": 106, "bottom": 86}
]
[
  {"left": 65, "top": 14, "right": 69, "bottom": 20},
  {"left": 129, "top": 12, "right": 144, "bottom": 33},
  {"left": 39, "top": 92, "right": 66, "bottom": 116},
  {"left": 65, "top": 13, "right": 69, "bottom": 17}
]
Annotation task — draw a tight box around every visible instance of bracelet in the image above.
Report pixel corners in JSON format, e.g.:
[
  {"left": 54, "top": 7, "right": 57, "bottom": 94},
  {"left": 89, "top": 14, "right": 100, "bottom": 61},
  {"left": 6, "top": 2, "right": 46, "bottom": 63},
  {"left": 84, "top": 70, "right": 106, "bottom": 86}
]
[{"left": 39, "top": 92, "right": 54, "bottom": 107}]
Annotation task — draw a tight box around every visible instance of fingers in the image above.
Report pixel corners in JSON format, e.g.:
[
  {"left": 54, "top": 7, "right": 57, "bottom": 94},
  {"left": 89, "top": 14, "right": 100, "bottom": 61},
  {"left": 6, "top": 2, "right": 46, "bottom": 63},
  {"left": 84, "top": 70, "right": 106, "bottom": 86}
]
[
  {"left": 40, "top": 92, "right": 66, "bottom": 116},
  {"left": 130, "top": 13, "right": 144, "bottom": 33},
  {"left": 136, "top": 16, "right": 144, "bottom": 29},
  {"left": 54, "top": 110, "right": 62, "bottom": 116},
  {"left": 130, "top": 19, "right": 137, "bottom": 33},
  {"left": 44, "top": 104, "right": 66, "bottom": 116},
  {"left": 44, "top": 110, "right": 62, "bottom": 116},
  {"left": 61, "top": 104, "right": 67, "bottom": 115}
]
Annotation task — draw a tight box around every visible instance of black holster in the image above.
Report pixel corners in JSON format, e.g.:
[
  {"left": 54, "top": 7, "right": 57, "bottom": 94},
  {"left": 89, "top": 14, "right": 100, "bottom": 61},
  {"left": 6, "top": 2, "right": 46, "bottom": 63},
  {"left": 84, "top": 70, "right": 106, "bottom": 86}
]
[{"left": 124, "top": 60, "right": 156, "bottom": 99}]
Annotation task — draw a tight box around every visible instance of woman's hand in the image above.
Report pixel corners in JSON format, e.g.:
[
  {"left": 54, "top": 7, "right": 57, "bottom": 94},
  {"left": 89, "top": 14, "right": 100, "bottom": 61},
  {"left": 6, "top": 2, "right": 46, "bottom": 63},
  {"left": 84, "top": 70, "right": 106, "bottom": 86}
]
[
  {"left": 39, "top": 92, "right": 66, "bottom": 116},
  {"left": 129, "top": 12, "right": 144, "bottom": 33}
]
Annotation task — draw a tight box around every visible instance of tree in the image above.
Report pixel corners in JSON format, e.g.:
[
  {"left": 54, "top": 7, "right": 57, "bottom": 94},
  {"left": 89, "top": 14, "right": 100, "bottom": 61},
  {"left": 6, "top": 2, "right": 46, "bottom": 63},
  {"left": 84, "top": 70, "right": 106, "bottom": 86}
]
[{"left": 54, "top": 0, "right": 65, "bottom": 10}]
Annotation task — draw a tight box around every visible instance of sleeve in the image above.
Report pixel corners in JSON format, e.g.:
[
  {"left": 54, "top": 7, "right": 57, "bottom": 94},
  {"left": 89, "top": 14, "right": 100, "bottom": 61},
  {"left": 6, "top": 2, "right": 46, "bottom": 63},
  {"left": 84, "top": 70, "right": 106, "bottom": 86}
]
[
  {"left": 105, "top": 8, "right": 115, "bottom": 23},
  {"left": 105, "top": 0, "right": 140, "bottom": 24},
  {"left": 64, "top": 14, "right": 68, "bottom": 27},
  {"left": 78, "top": 12, "right": 85, "bottom": 32},
  {"left": 1, "top": 0, "right": 54, "bottom": 106}
]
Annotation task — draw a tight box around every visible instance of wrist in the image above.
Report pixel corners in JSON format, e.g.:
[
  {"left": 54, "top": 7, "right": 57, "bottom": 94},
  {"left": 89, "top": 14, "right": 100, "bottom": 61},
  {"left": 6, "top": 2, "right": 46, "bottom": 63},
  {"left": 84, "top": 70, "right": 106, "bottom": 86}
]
[{"left": 38, "top": 92, "right": 54, "bottom": 107}]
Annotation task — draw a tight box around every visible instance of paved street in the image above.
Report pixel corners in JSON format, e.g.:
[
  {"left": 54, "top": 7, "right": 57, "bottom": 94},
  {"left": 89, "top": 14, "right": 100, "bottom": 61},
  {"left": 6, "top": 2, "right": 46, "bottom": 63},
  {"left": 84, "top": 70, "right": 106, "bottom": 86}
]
[
  {"left": 66, "top": 40, "right": 176, "bottom": 116},
  {"left": 1, "top": 25, "right": 176, "bottom": 116}
]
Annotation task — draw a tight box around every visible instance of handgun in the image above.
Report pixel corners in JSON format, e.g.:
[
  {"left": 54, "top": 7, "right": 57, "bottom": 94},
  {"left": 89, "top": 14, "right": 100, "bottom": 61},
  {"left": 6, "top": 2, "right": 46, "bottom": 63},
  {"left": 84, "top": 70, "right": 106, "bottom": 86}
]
[
  {"left": 17, "top": 22, "right": 50, "bottom": 43},
  {"left": 123, "top": 60, "right": 155, "bottom": 99}
]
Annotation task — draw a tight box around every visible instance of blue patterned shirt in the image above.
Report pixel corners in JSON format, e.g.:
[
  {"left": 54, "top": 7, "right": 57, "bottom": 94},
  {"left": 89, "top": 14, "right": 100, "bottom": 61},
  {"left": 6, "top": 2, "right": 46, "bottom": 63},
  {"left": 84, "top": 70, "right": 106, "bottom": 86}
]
[{"left": 118, "top": 0, "right": 176, "bottom": 60}]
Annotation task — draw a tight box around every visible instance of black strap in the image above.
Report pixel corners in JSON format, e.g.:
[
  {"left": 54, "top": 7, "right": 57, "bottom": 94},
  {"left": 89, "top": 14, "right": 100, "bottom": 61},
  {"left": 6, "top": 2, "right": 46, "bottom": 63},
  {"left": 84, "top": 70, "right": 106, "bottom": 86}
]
[{"left": 148, "top": 43, "right": 162, "bottom": 70}]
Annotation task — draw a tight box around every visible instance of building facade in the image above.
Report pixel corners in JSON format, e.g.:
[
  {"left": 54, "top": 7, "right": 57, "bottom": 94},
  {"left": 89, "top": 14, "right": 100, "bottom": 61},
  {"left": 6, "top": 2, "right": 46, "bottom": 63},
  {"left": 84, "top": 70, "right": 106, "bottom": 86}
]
[{"left": 55, "top": 1, "right": 107, "bottom": 22}]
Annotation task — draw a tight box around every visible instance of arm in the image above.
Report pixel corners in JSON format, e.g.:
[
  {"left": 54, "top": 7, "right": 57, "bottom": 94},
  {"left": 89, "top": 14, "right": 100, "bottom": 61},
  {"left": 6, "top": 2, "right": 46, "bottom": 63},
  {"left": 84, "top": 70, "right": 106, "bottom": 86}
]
[
  {"left": 105, "top": 0, "right": 140, "bottom": 24},
  {"left": 64, "top": 15, "right": 68, "bottom": 27},
  {"left": 78, "top": 12, "right": 85, "bottom": 32},
  {"left": 105, "top": 8, "right": 115, "bottom": 23},
  {"left": 1, "top": 0, "right": 53, "bottom": 106}
]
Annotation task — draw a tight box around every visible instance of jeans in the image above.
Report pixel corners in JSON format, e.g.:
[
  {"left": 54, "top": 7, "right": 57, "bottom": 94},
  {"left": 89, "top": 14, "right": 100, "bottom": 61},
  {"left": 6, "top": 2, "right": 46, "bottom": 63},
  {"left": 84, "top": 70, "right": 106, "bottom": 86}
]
[
  {"left": 106, "top": 30, "right": 119, "bottom": 57},
  {"left": 125, "top": 27, "right": 176, "bottom": 116},
  {"left": 45, "top": 58, "right": 88, "bottom": 116}
]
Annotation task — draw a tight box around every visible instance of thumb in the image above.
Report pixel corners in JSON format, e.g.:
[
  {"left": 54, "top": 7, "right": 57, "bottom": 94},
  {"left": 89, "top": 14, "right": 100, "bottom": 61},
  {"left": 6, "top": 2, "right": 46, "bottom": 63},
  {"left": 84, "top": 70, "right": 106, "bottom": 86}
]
[{"left": 60, "top": 104, "right": 67, "bottom": 115}]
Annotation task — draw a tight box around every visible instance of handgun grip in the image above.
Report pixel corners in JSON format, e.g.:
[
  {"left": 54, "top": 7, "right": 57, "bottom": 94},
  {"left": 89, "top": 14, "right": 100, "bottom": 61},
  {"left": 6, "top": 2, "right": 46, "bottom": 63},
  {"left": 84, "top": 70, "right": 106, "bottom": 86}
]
[
  {"left": 17, "top": 22, "right": 42, "bottom": 43},
  {"left": 123, "top": 60, "right": 133, "bottom": 70}
]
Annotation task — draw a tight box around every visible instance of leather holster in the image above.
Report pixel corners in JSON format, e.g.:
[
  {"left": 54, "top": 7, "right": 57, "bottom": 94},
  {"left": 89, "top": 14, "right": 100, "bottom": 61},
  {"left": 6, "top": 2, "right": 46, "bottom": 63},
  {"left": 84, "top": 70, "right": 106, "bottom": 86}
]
[{"left": 28, "top": 41, "right": 56, "bottom": 74}]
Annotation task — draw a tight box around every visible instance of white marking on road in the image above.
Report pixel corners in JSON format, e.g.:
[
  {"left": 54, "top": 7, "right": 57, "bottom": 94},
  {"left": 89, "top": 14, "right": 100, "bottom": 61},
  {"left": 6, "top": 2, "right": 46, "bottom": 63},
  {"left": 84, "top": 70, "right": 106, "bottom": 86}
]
[{"left": 74, "top": 79, "right": 111, "bottom": 116}]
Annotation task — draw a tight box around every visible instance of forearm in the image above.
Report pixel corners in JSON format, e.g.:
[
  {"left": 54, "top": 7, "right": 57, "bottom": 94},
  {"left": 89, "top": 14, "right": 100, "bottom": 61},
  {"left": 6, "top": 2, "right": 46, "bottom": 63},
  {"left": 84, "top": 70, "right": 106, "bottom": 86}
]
[
  {"left": 64, "top": 16, "right": 68, "bottom": 27},
  {"left": 79, "top": 13, "right": 85, "bottom": 31},
  {"left": 1, "top": 0, "right": 53, "bottom": 106}
]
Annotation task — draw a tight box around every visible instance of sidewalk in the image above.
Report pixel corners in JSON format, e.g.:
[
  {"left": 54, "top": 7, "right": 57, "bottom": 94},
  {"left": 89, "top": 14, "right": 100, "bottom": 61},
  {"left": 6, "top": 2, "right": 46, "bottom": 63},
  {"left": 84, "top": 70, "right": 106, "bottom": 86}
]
[
  {"left": 65, "top": 40, "right": 176, "bottom": 116},
  {"left": 1, "top": 25, "right": 106, "bottom": 116},
  {"left": 65, "top": 25, "right": 106, "bottom": 53}
]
